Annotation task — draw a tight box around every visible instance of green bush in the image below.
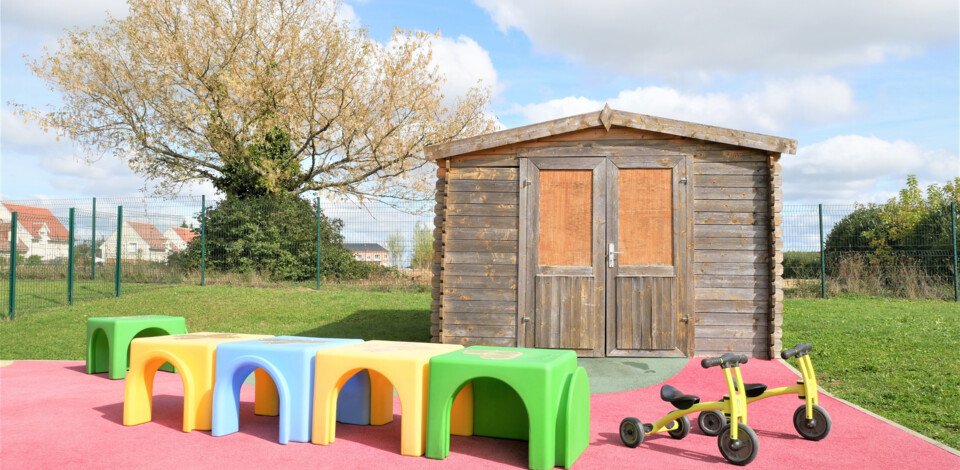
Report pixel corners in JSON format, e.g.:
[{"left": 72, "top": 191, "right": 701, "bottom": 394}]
[
  {"left": 174, "top": 195, "right": 388, "bottom": 281},
  {"left": 783, "top": 251, "right": 820, "bottom": 279}
]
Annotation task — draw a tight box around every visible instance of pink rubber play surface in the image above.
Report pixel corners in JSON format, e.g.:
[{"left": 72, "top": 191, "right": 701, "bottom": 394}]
[{"left": 1, "top": 359, "right": 956, "bottom": 469}]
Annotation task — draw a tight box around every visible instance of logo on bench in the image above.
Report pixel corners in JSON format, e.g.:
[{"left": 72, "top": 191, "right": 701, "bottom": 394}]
[{"left": 463, "top": 350, "right": 522, "bottom": 360}]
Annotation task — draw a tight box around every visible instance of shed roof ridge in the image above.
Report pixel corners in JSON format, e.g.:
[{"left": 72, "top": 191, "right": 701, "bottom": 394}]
[{"left": 425, "top": 107, "right": 797, "bottom": 160}]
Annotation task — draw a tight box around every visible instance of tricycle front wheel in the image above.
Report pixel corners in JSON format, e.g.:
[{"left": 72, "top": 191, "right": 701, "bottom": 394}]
[
  {"left": 717, "top": 423, "right": 760, "bottom": 466},
  {"left": 793, "top": 404, "right": 831, "bottom": 441}
]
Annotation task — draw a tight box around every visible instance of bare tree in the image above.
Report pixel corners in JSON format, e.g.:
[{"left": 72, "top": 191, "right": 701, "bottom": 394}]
[{"left": 15, "top": 0, "right": 494, "bottom": 200}]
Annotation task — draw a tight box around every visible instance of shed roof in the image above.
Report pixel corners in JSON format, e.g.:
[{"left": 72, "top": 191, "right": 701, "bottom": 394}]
[{"left": 426, "top": 106, "right": 797, "bottom": 160}]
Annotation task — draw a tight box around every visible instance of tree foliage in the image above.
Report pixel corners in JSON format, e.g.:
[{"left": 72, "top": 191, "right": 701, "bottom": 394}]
[
  {"left": 825, "top": 175, "right": 959, "bottom": 277},
  {"left": 173, "top": 195, "right": 383, "bottom": 281},
  {"left": 410, "top": 221, "right": 433, "bottom": 270},
  {"left": 19, "top": 0, "right": 494, "bottom": 200}
]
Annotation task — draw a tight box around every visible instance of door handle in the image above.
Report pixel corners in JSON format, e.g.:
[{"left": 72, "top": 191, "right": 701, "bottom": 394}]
[{"left": 608, "top": 243, "right": 621, "bottom": 268}]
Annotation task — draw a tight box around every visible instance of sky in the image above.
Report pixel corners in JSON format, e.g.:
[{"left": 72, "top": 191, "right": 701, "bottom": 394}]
[{"left": 1, "top": 0, "right": 958, "bottom": 205}]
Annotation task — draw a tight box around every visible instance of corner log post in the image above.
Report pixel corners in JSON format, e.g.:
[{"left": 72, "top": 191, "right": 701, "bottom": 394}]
[
  {"left": 768, "top": 154, "right": 784, "bottom": 358},
  {"left": 431, "top": 160, "right": 449, "bottom": 343}
]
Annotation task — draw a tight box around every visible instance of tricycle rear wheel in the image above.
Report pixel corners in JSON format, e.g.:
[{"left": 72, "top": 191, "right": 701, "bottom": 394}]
[
  {"left": 698, "top": 410, "right": 726, "bottom": 436},
  {"left": 620, "top": 417, "right": 645, "bottom": 448}
]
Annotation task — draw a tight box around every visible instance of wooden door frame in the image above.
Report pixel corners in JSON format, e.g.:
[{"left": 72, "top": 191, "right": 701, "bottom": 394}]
[
  {"left": 604, "top": 153, "right": 693, "bottom": 357},
  {"left": 518, "top": 155, "right": 607, "bottom": 355},
  {"left": 518, "top": 146, "right": 694, "bottom": 357}
]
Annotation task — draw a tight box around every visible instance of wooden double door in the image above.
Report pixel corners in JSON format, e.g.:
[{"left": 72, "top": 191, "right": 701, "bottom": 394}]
[{"left": 518, "top": 149, "right": 693, "bottom": 357}]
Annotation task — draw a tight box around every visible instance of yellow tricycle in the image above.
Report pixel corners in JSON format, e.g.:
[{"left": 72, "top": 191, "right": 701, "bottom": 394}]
[
  {"left": 696, "top": 343, "right": 832, "bottom": 441},
  {"left": 619, "top": 353, "right": 760, "bottom": 466}
]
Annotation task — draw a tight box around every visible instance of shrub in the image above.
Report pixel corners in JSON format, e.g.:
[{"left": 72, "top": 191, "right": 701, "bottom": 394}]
[{"left": 175, "top": 195, "right": 387, "bottom": 281}]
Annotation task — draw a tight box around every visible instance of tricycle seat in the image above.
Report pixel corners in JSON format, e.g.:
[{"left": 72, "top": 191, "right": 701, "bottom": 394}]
[{"left": 660, "top": 385, "right": 700, "bottom": 410}]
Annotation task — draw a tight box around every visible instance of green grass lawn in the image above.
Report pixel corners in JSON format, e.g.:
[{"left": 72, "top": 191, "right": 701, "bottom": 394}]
[
  {"left": 782, "top": 297, "right": 960, "bottom": 449},
  {"left": 0, "top": 284, "right": 431, "bottom": 360},
  {"left": 1, "top": 286, "right": 957, "bottom": 449}
]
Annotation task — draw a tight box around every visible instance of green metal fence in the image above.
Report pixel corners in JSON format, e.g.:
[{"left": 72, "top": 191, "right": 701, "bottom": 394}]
[
  {"left": 783, "top": 203, "right": 959, "bottom": 300},
  {"left": 2, "top": 198, "right": 957, "bottom": 318},
  {"left": 2, "top": 196, "right": 435, "bottom": 317}
]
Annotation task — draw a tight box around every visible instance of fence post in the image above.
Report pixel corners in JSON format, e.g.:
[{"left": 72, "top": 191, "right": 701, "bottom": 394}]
[
  {"left": 8, "top": 212, "right": 17, "bottom": 320},
  {"left": 91, "top": 197, "right": 96, "bottom": 280},
  {"left": 115, "top": 205, "right": 123, "bottom": 297},
  {"left": 952, "top": 201, "right": 958, "bottom": 302},
  {"left": 315, "top": 197, "right": 322, "bottom": 290},
  {"left": 819, "top": 204, "right": 826, "bottom": 299},
  {"left": 200, "top": 195, "right": 206, "bottom": 287},
  {"left": 67, "top": 208, "right": 75, "bottom": 305}
]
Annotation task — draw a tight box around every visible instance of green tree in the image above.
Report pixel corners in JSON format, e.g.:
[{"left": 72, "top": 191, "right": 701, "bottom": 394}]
[
  {"left": 175, "top": 196, "right": 379, "bottom": 281},
  {"left": 386, "top": 232, "right": 406, "bottom": 269},
  {"left": 410, "top": 221, "right": 433, "bottom": 270}
]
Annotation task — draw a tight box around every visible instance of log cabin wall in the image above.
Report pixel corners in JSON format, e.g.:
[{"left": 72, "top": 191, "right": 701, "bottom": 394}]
[{"left": 431, "top": 125, "right": 781, "bottom": 357}]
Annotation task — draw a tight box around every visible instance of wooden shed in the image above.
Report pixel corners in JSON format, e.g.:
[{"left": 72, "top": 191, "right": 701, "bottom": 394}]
[{"left": 426, "top": 106, "right": 796, "bottom": 358}]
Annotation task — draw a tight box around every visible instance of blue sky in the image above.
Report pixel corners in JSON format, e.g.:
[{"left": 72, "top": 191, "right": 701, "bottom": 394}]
[{"left": 1, "top": 0, "right": 958, "bottom": 203}]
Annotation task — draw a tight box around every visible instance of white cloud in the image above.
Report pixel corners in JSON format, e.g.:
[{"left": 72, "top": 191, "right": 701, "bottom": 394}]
[
  {"left": 475, "top": 0, "right": 958, "bottom": 76},
  {"left": 1, "top": 107, "right": 212, "bottom": 198},
  {"left": 0, "top": 0, "right": 127, "bottom": 34},
  {"left": 429, "top": 35, "right": 500, "bottom": 106},
  {"left": 783, "top": 135, "right": 960, "bottom": 203},
  {"left": 513, "top": 76, "right": 856, "bottom": 133}
]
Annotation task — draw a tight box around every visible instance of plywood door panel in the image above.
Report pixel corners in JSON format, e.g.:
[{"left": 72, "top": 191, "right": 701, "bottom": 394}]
[
  {"left": 538, "top": 170, "right": 593, "bottom": 266},
  {"left": 618, "top": 168, "right": 672, "bottom": 265}
]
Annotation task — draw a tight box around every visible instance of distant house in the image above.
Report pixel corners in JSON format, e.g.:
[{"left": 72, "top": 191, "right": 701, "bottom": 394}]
[
  {"left": 344, "top": 243, "right": 390, "bottom": 267},
  {"left": 102, "top": 220, "right": 169, "bottom": 262},
  {"left": 0, "top": 221, "right": 29, "bottom": 254},
  {"left": 0, "top": 203, "right": 70, "bottom": 260},
  {"left": 163, "top": 226, "right": 197, "bottom": 253}
]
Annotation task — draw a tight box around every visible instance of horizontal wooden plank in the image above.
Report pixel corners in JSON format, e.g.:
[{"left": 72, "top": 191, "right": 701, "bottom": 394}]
[
  {"left": 695, "top": 288, "right": 769, "bottom": 301},
  {"left": 447, "top": 180, "right": 518, "bottom": 193},
  {"left": 695, "top": 337, "right": 768, "bottom": 353},
  {"left": 443, "top": 239, "right": 518, "bottom": 253},
  {"left": 694, "top": 186, "right": 768, "bottom": 200},
  {"left": 695, "top": 324, "right": 769, "bottom": 339},
  {"left": 695, "top": 250, "right": 770, "bottom": 263},
  {"left": 695, "top": 275, "right": 771, "bottom": 289},
  {"left": 445, "top": 204, "right": 518, "bottom": 217},
  {"left": 694, "top": 225, "right": 766, "bottom": 238},
  {"left": 443, "top": 336, "right": 517, "bottom": 347},
  {"left": 695, "top": 237, "right": 769, "bottom": 250},
  {"left": 696, "top": 312, "right": 770, "bottom": 327},
  {"left": 695, "top": 212, "right": 769, "bottom": 225},
  {"left": 442, "top": 300, "right": 517, "bottom": 314},
  {"left": 441, "top": 312, "right": 517, "bottom": 326},
  {"left": 694, "top": 199, "right": 769, "bottom": 212},
  {"left": 694, "top": 174, "right": 767, "bottom": 188},
  {"left": 445, "top": 228, "right": 518, "bottom": 241},
  {"left": 443, "top": 264, "right": 517, "bottom": 276},
  {"left": 446, "top": 216, "right": 518, "bottom": 229},
  {"left": 442, "top": 324, "right": 516, "bottom": 338},
  {"left": 695, "top": 162, "right": 767, "bottom": 176},
  {"left": 443, "top": 288, "right": 518, "bottom": 302},
  {"left": 446, "top": 192, "right": 518, "bottom": 205},
  {"left": 445, "top": 252, "right": 517, "bottom": 265},
  {"left": 448, "top": 168, "right": 518, "bottom": 180},
  {"left": 695, "top": 262, "right": 768, "bottom": 276},
  {"left": 442, "top": 275, "right": 518, "bottom": 289},
  {"left": 695, "top": 300, "right": 768, "bottom": 313},
  {"left": 694, "top": 152, "right": 768, "bottom": 163}
]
